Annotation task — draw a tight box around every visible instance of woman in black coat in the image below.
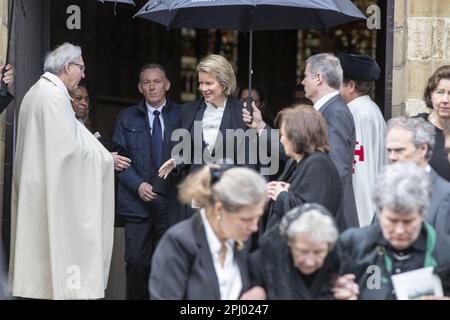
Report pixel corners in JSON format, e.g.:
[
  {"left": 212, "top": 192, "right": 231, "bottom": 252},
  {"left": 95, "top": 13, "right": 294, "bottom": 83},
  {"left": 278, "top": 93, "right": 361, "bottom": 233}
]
[
  {"left": 158, "top": 54, "right": 259, "bottom": 226},
  {"left": 263, "top": 106, "right": 344, "bottom": 232},
  {"left": 242, "top": 203, "right": 357, "bottom": 300}
]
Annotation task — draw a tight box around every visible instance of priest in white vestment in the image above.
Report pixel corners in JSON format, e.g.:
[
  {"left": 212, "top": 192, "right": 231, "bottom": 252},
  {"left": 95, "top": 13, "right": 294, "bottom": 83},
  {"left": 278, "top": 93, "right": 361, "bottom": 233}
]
[
  {"left": 338, "top": 53, "right": 387, "bottom": 227},
  {"left": 9, "top": 43, "right": 114, "bottom": 299}
]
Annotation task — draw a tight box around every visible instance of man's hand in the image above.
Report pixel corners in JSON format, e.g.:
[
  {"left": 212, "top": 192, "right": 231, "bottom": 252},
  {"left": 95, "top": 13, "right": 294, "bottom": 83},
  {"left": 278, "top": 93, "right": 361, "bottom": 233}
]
[
  {"left": 266, "top": 181, "right": 290, "bottom": 201},
  {"left": 158, "top": 158, "right": 176, "bottom": 179},
  {"left": 331, "top": 274, "right": 359, "bottom": 300},
  {"left": 0, "top": 64, "right": 14, "bottom": 90},
  {"left": 242, "top": 100, "right": 266, "bottom": 131},
  {"left": 138, "top": 182, "right": 157, "bottom": 202},
  {"left": 111, "top": 152, "right": 131, "bottom": 171}
]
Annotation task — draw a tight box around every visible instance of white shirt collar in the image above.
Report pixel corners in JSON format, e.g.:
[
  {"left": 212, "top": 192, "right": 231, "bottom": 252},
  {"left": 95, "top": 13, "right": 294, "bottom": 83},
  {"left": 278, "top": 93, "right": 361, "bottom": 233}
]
[
  {"left": 200, "top": 209, "right": 234, "bottom": 257},
  {"left": 425, "top": 164, "right": 431, "bottom": 173},
  {"left": 146, "top": 100, "right": 166, "bottom": 113},
  {"left": 313, "top": 90, "right": 339, "bottom": 111},
  {"left": 42, "top": 71, "right": 73, "bottom": 101},
  {"left": 205, "top": 98, "right": 227, "bottom": 110}
]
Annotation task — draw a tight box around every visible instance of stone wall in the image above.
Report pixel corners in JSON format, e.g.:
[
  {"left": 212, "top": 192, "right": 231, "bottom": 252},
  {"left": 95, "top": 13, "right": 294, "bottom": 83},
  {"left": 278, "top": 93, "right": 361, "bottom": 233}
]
[
  {"left": 0, "top": 0, "right": 8, "bottom": 229},
  {"left": 393, "top": 0, "right": 450, "bottom": 117}
]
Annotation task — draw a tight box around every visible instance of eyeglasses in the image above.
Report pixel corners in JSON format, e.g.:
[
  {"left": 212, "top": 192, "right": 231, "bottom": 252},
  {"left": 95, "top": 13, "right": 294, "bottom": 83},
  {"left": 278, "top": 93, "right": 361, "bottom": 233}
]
[{"left": 69, "top": 62, "right": 85, "bottom": 73}]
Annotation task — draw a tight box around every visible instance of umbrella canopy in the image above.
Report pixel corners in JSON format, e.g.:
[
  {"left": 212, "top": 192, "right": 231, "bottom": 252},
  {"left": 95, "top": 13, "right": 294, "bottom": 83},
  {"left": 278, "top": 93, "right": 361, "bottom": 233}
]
[
  {"left": 135, "top": 0, "right": 365, "bottom": 32},
  {"left": 134, "top": 0, "right": 366, "bottom": 111}
]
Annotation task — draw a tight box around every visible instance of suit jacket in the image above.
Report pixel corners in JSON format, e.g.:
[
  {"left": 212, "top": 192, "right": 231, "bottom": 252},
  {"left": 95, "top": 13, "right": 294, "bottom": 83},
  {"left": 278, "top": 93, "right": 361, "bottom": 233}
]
[
  {"left": 149, "top": 212, "right": 251, "bottom": 300},
  {"left": 426, "top": 168, "right": 450, "bottom": 236},
  {"left": 264, "top": 151, "right": 343, "bottom": 232},
  {"left": 112, "top": 99, "right": 181, "bottom": 220},
  {"left": 320, "top": 94, "right": 359, "bottom": 229},
  {"left": 167, "top": 96, "right": 258, "bottom": 225}
]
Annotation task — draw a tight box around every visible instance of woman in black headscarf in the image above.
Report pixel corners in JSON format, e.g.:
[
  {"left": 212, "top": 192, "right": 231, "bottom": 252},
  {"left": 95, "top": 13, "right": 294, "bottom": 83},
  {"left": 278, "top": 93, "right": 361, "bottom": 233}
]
[{"left": 242, "top": 203, "right": 357, "bottom": 300}]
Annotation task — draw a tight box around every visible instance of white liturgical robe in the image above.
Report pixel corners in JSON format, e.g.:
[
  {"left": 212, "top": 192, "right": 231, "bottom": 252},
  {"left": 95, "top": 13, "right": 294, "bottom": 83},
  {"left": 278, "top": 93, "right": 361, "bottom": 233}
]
[
  {"left": 10, "top": 73, "right": 115, "bottom": 299},
  {"left": 349, "top": 95, "right": 387, "bottom": 226}
]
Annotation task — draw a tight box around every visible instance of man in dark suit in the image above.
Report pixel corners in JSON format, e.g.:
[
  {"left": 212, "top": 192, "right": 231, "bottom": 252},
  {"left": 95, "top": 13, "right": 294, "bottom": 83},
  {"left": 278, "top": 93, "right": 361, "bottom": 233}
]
[
  {"left": 386, "top": 116, "right": 450, "bottom": 238},
  {"left": 301, "top": 53, "right": 358, "bottom": 230},
  {"left": 112, "top": 63, "right": 181, "bottom": 300}
]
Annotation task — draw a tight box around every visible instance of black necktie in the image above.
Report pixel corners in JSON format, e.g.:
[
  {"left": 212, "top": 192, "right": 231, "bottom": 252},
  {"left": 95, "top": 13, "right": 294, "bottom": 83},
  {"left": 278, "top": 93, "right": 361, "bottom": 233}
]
[{"left": 152, "top": 110, "right": 163, "bottom": 168}]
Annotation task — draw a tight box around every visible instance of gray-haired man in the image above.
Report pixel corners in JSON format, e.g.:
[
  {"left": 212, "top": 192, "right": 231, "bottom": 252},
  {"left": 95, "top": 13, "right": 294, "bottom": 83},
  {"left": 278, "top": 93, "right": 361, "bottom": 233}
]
[{"left": 386, "top": 116, "right": 450, "bottom": 237}]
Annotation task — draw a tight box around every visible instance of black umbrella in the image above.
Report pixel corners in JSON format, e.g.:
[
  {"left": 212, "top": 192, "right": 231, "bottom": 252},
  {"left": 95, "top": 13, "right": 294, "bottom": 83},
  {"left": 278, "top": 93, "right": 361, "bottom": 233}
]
[{"left": 134, "top": 0, "right": 366, "bottom": 112}]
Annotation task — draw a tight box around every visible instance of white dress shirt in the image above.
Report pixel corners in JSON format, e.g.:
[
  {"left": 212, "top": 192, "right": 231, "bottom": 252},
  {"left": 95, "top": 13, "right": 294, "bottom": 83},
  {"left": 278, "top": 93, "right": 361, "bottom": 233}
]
[
  {"left": 146, "top": 100, "right": 166, "bottom": 139},
  {"left": 202, "top": 99, "right": 227, "bottom": 152},
  {"left": 200, "top": 209, "right": 243, "bottom": 300},
  {"left": 313, "top": 90, "right": 339, "bottom": 111}
]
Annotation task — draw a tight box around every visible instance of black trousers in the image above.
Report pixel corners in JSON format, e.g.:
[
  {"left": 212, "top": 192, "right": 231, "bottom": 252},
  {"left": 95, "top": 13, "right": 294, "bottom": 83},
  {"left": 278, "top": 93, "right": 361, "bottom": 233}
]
[{"left": 123, "top": 197, "right": 168, "bottom": 300}]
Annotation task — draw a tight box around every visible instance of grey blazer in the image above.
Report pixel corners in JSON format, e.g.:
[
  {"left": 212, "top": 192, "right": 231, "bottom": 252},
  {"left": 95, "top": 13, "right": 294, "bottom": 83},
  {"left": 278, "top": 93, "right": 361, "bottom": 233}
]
[
  {"left": 320, "top": 94, "right": 359, "bottom": 229},
  {"left": 427, "top": 168, "right": 450, "bottom": 236},
  {"left": 149, "top": 212, "right": 251, "bottom": 300}
]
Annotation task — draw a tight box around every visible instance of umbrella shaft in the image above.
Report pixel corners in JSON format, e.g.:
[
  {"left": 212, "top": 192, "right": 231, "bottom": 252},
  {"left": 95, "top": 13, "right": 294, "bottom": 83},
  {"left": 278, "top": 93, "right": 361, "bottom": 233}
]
[{"left": 246, "top": 30, "right": 253, "bottom": 117}]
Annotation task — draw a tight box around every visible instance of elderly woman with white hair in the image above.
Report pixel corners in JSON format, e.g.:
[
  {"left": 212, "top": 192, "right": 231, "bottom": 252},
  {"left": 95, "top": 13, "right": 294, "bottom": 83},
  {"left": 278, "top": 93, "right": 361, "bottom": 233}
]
[
  {"left": 340, "top": 162, "right": 450, "bottom": 300},
  {"left": 241, "top": 203, "right": 358, "bottom": 300}
]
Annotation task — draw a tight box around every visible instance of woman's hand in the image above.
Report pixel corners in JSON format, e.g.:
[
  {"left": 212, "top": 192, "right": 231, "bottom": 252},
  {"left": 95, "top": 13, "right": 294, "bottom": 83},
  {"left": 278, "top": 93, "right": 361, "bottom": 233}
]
[
  {"left": 158, "top": 158, "right": 176, "bottom": 179},
  {"left": 331, "top": 274, "right": 359, "bottom": 300},
  {"left": 266, "top": 181, "right": 290, "bottom": 201}
]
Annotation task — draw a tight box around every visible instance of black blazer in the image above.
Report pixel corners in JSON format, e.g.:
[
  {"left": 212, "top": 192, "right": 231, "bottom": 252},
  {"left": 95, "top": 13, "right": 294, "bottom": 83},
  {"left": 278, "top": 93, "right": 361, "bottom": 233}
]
[
  {"left": 264, "top": 151, "right": 343, "bottom": 232},
  {"left": 320, "top": 94, "right": 359, "bottom": 229},
  {"left": 167, "top": 96, "right": 258, "bottom": 225},
  {"left": 149, "top": 212, "right": 251, "bottom": 300}
]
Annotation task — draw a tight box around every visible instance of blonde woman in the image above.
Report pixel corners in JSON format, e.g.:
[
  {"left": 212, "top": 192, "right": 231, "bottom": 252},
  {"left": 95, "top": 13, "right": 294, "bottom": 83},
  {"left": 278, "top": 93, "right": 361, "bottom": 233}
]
[{"left": 149, "top": 165, "right": 267, "bottom": 300}]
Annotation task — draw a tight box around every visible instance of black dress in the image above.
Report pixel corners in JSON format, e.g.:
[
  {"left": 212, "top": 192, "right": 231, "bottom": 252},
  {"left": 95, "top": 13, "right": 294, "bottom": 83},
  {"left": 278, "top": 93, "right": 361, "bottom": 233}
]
[{"left": 417, "top": 113, "right": 450, "bottom": 181}]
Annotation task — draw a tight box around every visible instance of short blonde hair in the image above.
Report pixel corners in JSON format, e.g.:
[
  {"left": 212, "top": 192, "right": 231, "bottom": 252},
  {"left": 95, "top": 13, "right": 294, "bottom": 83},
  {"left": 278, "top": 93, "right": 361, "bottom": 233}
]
[{"left": 196, "top": 54, "right": 236, "bottom": 96}]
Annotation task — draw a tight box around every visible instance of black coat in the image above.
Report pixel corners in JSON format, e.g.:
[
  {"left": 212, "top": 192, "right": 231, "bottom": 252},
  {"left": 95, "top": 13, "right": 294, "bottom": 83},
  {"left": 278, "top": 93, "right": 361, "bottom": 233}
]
[
  {"left": 248, "top": 224, "right": 341, "bottom": 300},
  {"left": 150, "top": 212, "right": 251, "bottom": 300},
  {"left": 339, "top": 222, "right": 450, "bottom": 299},
  {"left": 264, "top": 151, "right": 343, "bottom": 232}
]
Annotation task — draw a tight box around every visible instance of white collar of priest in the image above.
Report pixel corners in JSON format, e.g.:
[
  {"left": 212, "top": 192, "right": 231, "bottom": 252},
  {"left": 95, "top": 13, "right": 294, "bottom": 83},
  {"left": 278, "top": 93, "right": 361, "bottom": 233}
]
[{"left": 42, "top": 71, "right": 73, "bottom": 101}]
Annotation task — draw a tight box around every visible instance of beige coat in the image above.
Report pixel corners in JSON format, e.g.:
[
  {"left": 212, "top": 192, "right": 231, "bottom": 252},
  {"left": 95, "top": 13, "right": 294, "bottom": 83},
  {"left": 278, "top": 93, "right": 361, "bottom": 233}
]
[{"left": 9, "top": 74, "right": 114, "bottom": 299}]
